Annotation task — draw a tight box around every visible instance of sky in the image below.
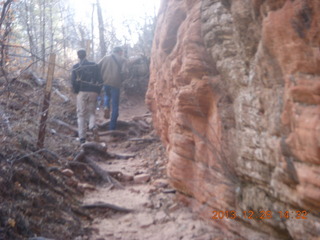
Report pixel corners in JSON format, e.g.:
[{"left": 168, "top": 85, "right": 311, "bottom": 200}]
[{"left": 68, "top": 0, "right": 161, "bottom": 45}]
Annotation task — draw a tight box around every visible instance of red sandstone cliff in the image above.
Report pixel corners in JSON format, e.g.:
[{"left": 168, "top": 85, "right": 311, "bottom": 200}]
[{"left": 146, "top": 0, "right": 320, "bottom": 239}]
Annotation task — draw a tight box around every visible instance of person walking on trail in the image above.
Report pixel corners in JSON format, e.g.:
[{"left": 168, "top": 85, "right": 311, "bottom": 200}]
[
  {"left": 71, "top": 49, "right": 103, "bottom": 144},
  {"left": 98, "top": 46, "right": 127, "bottom": 130}
]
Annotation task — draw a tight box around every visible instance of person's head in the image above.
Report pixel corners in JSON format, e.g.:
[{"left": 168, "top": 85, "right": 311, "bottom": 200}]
[
  {"left": 77, "top": 49, "right": 86, "bottom": 60},
  {"left": 112, "top": 47, "right": 123, "bottom": 56}
]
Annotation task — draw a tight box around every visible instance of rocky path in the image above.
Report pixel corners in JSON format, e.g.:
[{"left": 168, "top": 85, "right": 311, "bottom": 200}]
[{"left": 80, "top": 98, "right": 222, "bottom": 240}]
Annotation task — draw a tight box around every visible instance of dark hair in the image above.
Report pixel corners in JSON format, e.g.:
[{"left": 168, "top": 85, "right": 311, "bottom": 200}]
[
  {"left": 113, "top": 47, "right": 123, "bottom": 54},
  {"left": 77, "top": 49, "right": 86, "bottom": 59}
]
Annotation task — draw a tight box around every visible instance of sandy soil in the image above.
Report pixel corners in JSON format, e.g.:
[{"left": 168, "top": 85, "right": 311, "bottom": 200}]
[{"left": 81, "top": 98, "right": 223, "bottom": 240}]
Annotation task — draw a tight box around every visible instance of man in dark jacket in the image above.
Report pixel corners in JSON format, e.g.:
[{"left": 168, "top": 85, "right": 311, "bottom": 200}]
[{"left": 71, "top": 49, "right": 103, "bottom": 143}]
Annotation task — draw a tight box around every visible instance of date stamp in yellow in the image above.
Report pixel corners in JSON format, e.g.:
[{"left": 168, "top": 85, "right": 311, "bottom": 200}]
[{"left": 211, "top": 210, "right": 309, "bottom": 220}]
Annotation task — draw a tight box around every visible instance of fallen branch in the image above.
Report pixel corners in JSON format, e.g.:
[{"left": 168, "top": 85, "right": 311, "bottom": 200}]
[
  {"left": 128, "top": 138, "right": 157, "bottom": 143},
  {"left": 81, "top": 202, "right": 133, "bottom": 213},
  {"left": 51, "top": 118, "right": 78, "bottom": 133},
  {"left": 97, "top": 120, "right": 132, "bottom": 130},
  {"left": 53, "top": 88, "right": 69, "bottom": 102},
  {"left": 98, "top": 130, "right": 127, "bottom": 137},
  {"left": 108, "top": 152, "right": 136, "bottom": 160}
]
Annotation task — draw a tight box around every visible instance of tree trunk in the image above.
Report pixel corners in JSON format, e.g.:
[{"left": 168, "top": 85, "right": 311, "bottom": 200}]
[
  {"left": 24, "top": 0, "right": 36, "bottom": 64},
  {"left": 31, "top": 0, "right": 40, "bottom": 70},
  {"left": 40, "top": 0, "right": 46, "bottom": 76},
  {"left": 0, "top": 0, "right": 13, "bottom": 69},
  {"left": 91, "top": 3, "right": 95, "bottom": 60},
  {"left": 96, "top": 0, "right": 106, "bottom": 58},
  {"left": 59, "top": 2, "right": 67, "bottom": 68},
  {"left": 49, "top": 0, "right": 54, "bottom": 53}
]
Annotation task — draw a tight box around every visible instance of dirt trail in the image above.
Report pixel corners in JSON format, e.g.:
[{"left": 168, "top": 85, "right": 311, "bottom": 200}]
[{"left": 81, "top": 98, "right": 222, "bottom": 240}]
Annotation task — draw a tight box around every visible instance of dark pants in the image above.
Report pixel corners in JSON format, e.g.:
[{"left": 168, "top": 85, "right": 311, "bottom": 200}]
[{"left": 104, "top": 85, "right": 120, "bottom": 130}]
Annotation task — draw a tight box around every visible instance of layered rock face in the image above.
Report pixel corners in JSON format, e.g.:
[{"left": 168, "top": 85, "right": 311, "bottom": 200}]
[{"left": 146, "top": 0, "right": 320, "bottom": 239}]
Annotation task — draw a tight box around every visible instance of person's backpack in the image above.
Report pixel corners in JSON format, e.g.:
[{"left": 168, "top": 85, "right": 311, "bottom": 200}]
[{"left": 75, "top": 63, "right": 101, "bottom": 86}]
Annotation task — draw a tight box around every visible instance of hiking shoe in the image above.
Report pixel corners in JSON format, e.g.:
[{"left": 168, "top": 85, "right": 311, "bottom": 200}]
[{"left": 104, "top": 108, "right": 110, "bottom": 119}]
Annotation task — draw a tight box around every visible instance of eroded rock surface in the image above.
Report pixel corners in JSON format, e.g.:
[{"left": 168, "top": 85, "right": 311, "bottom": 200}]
[{"left": 147, "top": 0, "right": 320, "bottom": 239}]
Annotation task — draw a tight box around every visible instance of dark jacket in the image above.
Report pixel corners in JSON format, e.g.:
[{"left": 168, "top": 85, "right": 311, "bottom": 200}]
[{"left": 71, "top": 59, "right": 103, "bottom": 94}]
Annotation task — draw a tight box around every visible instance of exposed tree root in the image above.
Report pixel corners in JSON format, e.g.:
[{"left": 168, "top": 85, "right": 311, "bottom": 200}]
[
  {"left": 73, "top": 150, "right": 86, "bottom": 162},
  {"left": 73, "top": 150, "right": 124, "bottom": 189},
  {"left": 84, "top": 156, "right": 124, "bottom": 189},
  {"left": 81, "top": 202, "right": 133, "bottom": 213}
]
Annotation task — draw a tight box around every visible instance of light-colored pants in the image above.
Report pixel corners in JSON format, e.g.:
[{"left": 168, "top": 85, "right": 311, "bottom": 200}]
[{"left": 77, "top": 91, "right": 98, "bottom": 140}]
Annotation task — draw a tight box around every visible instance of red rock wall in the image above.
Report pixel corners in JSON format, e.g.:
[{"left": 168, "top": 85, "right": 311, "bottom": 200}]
[{"left": 146, "top": 0, "right": 320, "bottom": 239}]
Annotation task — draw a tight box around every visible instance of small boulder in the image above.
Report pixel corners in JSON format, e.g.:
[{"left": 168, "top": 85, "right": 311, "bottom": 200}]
[
  {"left": 61, "top": 168, "right": 74, "bottom": 177},
  {"left": 134, "top": 174, "right": 151, "bottom": 184},
  {"left": 78, "top": 183, "right": 96, "bottom": 191},
  {"left": 152, "top": 178, "right": 169, "bottom": 188}
]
